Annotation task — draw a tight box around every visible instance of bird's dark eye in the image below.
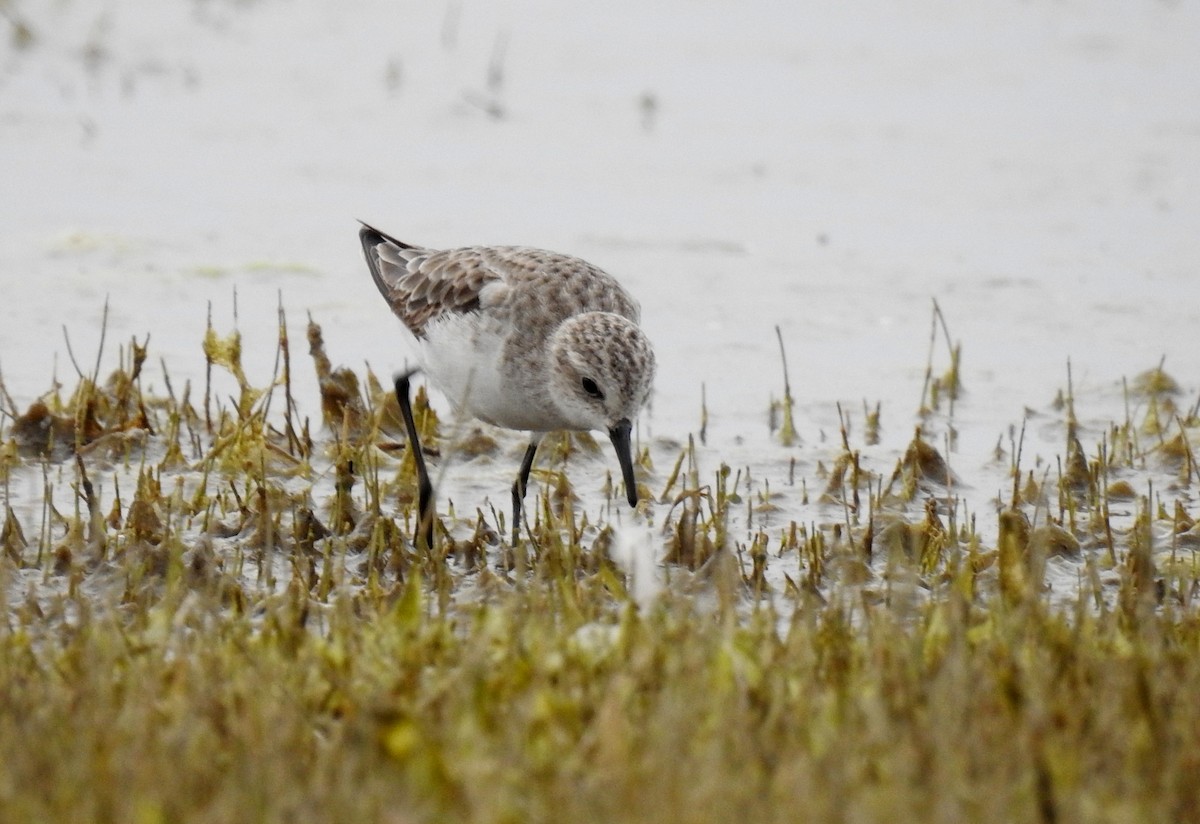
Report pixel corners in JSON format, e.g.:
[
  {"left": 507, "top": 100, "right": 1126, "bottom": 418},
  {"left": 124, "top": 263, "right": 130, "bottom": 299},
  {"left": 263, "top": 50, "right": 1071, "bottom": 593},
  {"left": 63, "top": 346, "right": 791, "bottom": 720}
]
[{"left": 581, "top": 377, "right": 605, "bottom": 400}]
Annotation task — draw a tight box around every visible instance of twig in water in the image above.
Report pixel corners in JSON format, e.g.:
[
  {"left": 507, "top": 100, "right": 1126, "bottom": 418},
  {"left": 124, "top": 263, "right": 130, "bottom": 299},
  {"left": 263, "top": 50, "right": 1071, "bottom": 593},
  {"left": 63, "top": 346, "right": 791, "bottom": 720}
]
[
  {"left": 775, "top": 325, "right": 797, "bottom": 447},
  {"left": 91, "top": 296, "right": 110, "bottom": 385},
  {"left": 1011, "top": 416, "right": 1027, "bottom": 510}
]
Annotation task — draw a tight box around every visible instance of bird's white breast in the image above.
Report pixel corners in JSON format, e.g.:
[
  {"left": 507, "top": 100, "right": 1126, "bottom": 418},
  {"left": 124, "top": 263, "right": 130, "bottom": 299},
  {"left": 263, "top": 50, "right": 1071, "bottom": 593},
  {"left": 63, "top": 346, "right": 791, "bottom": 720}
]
[{"left": 419, "top": 312, "right": 561, "bottom": 432}]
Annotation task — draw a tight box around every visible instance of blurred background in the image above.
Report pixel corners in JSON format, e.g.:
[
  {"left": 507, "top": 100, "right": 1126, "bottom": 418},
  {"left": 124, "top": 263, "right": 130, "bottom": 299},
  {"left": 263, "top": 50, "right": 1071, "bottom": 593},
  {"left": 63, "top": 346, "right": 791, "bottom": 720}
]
[{"left": 2, "top": 0, "right": 1198, "bottom": 444}]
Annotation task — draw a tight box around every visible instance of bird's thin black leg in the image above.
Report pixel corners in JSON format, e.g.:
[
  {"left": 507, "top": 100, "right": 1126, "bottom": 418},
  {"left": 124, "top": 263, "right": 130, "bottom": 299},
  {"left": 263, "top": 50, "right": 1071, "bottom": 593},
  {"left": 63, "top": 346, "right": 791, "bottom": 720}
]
[
  {"left": 395, "top": 372, "right": 433, "bottom": 551},
  {"left": 510, "top": 438, "right": 540, "bottom": 545}
]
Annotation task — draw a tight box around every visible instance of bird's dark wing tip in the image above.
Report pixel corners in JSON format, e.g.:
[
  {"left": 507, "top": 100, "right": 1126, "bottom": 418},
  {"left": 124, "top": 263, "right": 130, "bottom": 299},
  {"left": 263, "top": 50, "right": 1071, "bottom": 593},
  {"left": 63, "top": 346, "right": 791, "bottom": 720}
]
[
  {"left": 358, "top": 221, "right": 414, "bottom": 301},
  {"left": 357, "top": 221, "right": 414, "bottom": 250}
]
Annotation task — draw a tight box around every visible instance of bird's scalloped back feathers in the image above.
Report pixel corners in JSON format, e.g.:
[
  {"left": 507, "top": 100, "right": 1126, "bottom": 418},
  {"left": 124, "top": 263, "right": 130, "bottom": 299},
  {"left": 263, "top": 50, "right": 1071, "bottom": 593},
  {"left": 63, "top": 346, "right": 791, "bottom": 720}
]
[
  {"left": 360, "top": 225, "right": 641, "bottom": 338},
  {"left": 398, "top": 249, "right": 510, "bottom": 335},
  {"left": 361, "top": 228, "right": 502, "bottom": 337}
]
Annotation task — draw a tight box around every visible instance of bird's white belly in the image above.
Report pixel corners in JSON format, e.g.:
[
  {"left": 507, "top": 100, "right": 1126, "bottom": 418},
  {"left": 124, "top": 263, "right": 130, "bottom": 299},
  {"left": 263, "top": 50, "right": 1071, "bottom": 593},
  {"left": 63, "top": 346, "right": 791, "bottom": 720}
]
[{"left": 419, "top": 314, "right": 557, "bottom": 432}]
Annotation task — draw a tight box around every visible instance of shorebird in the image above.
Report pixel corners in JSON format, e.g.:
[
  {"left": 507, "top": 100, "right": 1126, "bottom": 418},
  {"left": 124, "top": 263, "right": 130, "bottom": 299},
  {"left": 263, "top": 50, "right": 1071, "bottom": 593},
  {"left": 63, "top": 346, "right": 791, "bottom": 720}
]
[{"left": 359, "top": 223, "right": 655, "bottom": 548}]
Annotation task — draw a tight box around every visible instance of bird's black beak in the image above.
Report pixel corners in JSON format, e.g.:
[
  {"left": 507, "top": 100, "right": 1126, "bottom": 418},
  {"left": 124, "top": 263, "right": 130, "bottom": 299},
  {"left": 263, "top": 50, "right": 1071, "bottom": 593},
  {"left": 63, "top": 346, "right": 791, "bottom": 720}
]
[{"left": 608, "top": 418, "right": 639, "bottom": 507}]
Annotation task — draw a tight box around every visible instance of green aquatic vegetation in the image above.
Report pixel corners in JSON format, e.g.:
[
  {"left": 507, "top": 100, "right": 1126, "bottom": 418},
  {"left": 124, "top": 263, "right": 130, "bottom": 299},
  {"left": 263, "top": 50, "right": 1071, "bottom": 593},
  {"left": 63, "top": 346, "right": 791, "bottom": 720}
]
[
  {"left": 3, "top": 567, "right": 1200, "bottom": 822},
  {"left": 1, "top": 311, "right": 1200, "bottom": 822}
]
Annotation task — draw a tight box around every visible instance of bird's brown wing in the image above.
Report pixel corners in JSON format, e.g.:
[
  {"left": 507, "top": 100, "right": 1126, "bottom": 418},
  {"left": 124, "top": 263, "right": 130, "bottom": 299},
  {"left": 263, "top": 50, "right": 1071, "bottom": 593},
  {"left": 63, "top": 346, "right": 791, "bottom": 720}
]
[{"left": 359, "top": 223, "right": 504, "bottom": 337}]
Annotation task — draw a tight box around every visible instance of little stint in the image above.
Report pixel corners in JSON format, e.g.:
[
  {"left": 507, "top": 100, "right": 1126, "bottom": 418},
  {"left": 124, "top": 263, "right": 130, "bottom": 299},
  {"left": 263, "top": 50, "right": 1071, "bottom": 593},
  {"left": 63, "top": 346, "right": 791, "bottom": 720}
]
[{"left": 359, "top": 223, "right": 656, "bottom": 547}]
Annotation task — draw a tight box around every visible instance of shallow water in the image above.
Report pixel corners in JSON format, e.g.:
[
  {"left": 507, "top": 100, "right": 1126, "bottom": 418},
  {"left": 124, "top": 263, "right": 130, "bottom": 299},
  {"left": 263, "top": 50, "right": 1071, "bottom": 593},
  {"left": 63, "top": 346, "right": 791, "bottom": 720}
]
[{"left": 3, "top": 0, "right": 1200, "bottom": 609}]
